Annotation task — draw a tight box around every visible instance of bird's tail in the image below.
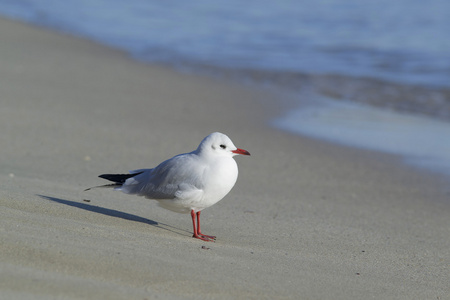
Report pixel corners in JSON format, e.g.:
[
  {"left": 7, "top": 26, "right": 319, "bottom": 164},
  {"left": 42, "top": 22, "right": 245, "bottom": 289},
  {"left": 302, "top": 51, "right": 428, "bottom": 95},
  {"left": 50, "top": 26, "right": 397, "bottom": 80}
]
[{"left": 84, "top": 172, "right": 143, "bottom": 191}]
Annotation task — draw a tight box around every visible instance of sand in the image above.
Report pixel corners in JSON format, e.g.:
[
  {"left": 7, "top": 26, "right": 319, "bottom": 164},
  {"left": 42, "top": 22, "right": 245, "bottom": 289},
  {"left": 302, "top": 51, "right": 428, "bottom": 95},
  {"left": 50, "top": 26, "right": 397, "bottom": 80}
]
[{"left": 0, "top": 17, "right": 449, "bottom": 300}]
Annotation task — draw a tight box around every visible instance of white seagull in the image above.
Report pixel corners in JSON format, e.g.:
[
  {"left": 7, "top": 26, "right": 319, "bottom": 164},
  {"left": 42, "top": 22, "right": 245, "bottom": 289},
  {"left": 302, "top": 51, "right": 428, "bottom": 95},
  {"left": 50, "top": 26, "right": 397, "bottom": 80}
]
[{"left": 86, "top": 132, "right": 250, "bottom": 241}]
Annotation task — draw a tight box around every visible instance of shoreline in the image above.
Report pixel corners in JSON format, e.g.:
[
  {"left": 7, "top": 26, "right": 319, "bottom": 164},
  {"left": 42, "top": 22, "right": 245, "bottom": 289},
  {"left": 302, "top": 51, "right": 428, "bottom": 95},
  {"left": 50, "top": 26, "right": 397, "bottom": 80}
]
[
  {"left": 273, "top": 94, "right": 450, "bottom": 179},
  {"left": 1, "top": 17, "right": 449, "bottom": 299}
]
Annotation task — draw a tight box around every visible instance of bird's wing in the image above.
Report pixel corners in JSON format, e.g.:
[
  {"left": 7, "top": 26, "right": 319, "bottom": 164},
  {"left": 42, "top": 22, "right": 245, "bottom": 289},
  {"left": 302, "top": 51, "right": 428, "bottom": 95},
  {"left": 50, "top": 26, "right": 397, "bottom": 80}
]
[{"left": 119, "top": 153, "right": 206, "bottom": 200}]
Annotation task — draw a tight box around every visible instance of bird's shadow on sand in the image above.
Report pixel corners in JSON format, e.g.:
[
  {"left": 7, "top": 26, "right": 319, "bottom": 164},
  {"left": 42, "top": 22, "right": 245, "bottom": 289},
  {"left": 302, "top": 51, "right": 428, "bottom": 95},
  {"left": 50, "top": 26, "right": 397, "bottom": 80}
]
[{"left": 37, "top": 195, "right": 190, "bottom": 236}]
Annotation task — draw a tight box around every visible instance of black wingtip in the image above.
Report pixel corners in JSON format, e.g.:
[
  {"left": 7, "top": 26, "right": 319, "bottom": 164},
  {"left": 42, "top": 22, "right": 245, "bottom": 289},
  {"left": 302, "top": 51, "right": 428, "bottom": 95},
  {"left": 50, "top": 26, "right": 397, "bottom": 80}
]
[
  {"left": 84, "top": 172, "right": 144, "bottom": 192},
  {"left": 98, "top": 172, "right": 144, "bottom": 184},
  {"left": 98, "top": 173, "right": 130, "bottom": 184}
]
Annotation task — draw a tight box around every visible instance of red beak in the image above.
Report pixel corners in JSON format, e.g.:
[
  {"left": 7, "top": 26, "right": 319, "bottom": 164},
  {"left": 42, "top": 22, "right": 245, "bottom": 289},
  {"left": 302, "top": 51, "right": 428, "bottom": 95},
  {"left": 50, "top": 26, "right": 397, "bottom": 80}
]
[{"left": 232, "top": 148, "right": 251, "bottom": 156}]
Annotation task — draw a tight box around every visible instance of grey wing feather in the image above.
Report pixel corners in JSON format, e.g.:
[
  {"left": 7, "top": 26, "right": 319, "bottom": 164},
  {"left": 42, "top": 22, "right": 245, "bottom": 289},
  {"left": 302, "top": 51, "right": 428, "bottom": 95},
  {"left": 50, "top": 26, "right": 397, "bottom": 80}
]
[{"left": 119, "top": 153, "right": 205, "bottom": 199}]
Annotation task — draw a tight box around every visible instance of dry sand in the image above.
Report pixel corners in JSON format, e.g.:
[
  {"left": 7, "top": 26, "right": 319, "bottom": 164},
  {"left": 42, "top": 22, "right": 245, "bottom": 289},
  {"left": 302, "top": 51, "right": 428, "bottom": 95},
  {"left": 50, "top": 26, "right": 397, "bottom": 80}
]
[{"left": 0, "top": 17, "right": 449, "bottom": 299}]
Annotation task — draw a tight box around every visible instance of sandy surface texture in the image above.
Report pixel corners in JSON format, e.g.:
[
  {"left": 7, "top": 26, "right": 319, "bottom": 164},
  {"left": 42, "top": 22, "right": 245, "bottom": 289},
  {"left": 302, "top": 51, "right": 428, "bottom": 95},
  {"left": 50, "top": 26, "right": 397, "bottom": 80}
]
[{"left": 0, "top": 18, "right": 449, "bottom": 299}]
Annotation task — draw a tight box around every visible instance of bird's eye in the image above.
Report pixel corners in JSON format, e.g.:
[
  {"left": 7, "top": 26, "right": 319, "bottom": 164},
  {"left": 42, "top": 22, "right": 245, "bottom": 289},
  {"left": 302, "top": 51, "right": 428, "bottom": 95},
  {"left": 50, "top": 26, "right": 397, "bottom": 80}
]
[{"left": 220, "top": 144, "right": 226, "bottom": 149}]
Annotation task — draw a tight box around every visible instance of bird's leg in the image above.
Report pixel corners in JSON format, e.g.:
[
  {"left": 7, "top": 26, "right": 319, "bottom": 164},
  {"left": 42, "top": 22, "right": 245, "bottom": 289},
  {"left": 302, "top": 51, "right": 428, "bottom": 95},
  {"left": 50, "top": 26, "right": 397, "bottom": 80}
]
[
  {"left": 196, "top": 211, "right": 216, "bottom": 240},
  {"left": 191, "top": 210, "right": 215, "bottom": 242}
]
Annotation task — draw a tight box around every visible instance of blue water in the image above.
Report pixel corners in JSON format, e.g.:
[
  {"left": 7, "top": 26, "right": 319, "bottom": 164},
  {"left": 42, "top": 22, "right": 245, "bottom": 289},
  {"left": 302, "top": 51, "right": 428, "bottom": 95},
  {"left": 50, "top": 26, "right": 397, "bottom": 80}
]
[
  {"left": 1, "top": 0, "right": 450, "bottom": 175},
  {"left": 0, "top": 0, "right": 449, "bottom": 88}
]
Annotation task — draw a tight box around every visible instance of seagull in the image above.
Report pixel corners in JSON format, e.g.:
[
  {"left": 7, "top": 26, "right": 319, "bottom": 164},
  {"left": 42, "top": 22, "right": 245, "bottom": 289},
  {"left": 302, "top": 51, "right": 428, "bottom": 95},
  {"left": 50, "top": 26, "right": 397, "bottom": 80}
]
[{"left": 86, "top": 132, "right": 250, "bottom": 241}]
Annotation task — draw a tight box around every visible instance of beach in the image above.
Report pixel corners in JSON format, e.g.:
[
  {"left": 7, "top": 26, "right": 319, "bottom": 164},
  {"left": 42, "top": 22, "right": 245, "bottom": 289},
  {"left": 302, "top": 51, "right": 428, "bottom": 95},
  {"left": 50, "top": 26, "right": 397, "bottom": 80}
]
[{"left": 0, "top": 17, "right": 449, "bottom": 299}]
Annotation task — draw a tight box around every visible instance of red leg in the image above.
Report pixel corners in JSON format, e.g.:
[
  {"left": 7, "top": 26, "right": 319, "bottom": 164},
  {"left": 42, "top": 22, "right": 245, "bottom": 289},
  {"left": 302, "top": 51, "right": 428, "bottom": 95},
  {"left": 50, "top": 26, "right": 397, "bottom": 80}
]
[
  {"left": 191, "top": 210, "right": 215, "bottom": 242},
  {"left": 196, "top": 211, "right": 216, "bottom": 240}
]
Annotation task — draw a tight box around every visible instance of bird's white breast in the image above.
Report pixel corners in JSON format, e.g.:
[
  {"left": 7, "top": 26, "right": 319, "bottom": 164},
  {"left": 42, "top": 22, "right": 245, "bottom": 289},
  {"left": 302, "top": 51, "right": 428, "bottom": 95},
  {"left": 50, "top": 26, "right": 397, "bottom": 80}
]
[{"left": 200, "top": 156, "right": 238, "bottom": 209}]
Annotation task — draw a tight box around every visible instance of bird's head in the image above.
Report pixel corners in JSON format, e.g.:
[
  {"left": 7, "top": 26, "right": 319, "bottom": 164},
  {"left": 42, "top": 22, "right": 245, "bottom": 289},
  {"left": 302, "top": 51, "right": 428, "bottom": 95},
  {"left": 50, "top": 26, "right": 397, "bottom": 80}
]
[{"left": 197, "top": 132, "right": 250, "bottom": 158}]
